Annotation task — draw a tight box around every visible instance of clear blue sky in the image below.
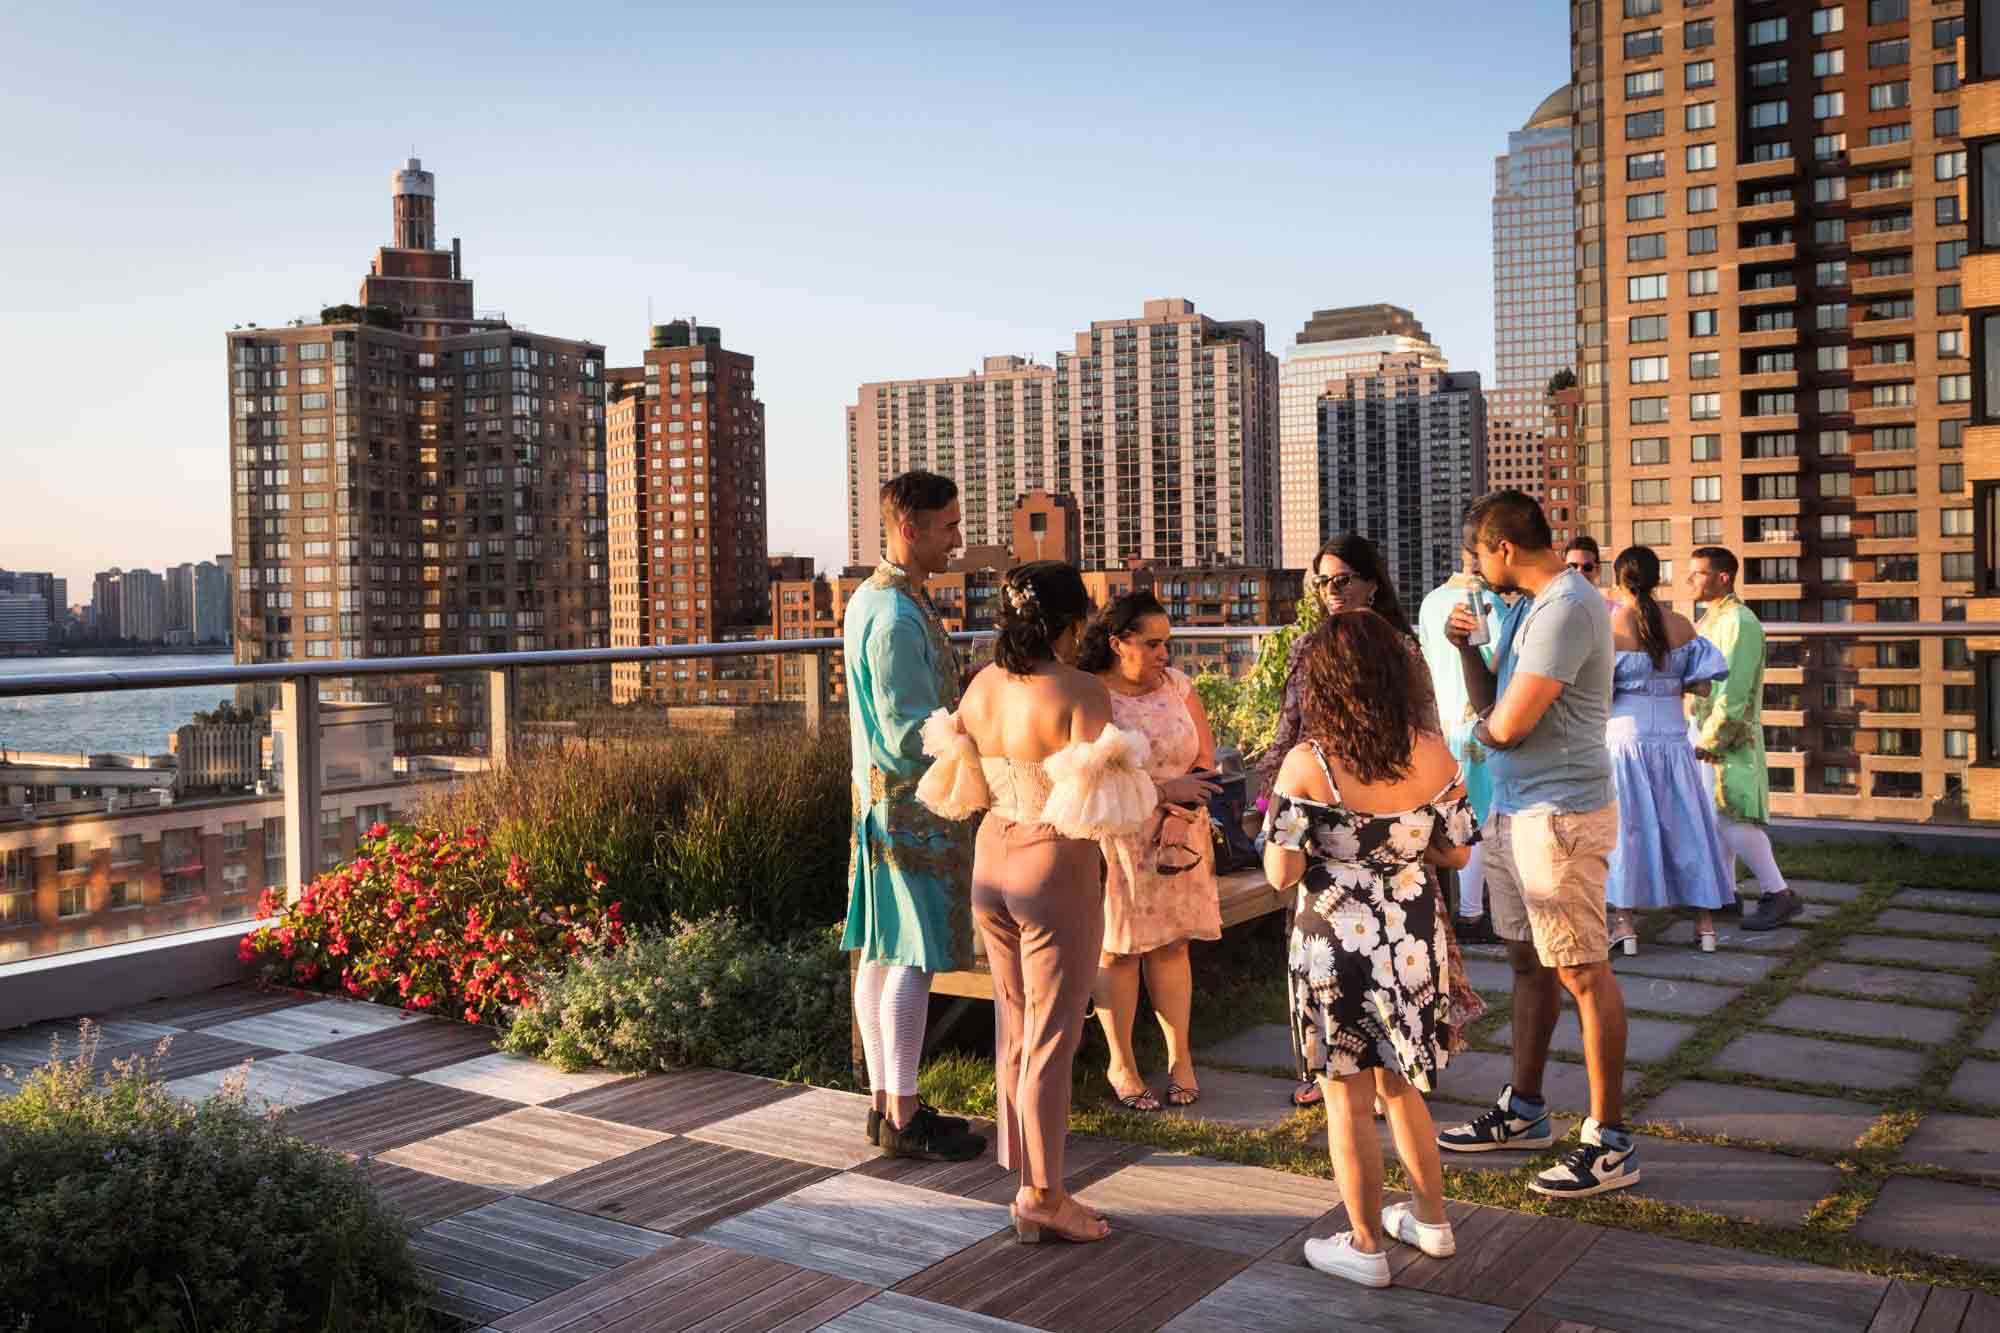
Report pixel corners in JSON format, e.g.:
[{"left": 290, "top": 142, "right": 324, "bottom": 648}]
[{"left": 0, "top": 1, "right": 1567, "bottom": 601}]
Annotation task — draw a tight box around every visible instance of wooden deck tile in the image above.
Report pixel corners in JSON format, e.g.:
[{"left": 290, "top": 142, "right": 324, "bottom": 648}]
[
  {"left": 358, "top": 1158, "right": 505, "bottom": 1231},
  {"left": 1073, "top": 1153, "right": 1342, "bottom": 1258},
  {"left": 202, "top": 997, "right": 431, "bottom": 1052},
  {"left": 411, "top": 1195, "right": 675, "bottom": 1322},
  {"left": 547, "top": 1067, "right": 805, "bottom": 1133},
  {"left": 688, "top": 1085, "right": 881, "bottom": 1169},
  {"left": 0, "top": 1018, "right": 183, "bottom": 1067},
  {"left": 858, "top": 1122, "right": 1141, "bottom": 1203},
  {"left": 110, "top": 982, "right": 314, "bottom": 1030},
  {"left": 817, "top": 1292, "right": 1047, "bottom": 1332},
  {"left": 698, "top": 1173, "right": 1009, "bottom": 1288},
  {"left": 1158, "top": 1257, "right": 1515, "bottom": 1332},
  {"left": 379, "top": 1105, "right": 670, "bottom": 1191},
  {"left": 1912, "top": 1287, "right": 1972, "bottom": 1333},
  {"left": 309, "top": 1019, "right": 500, "bottom": 1075},
  {"left": 1527, "top": 1227, "right": 1889, "bottom": 1332},
  {"left": 492, "top": 1236, "right": 876, "bottom": 1333},
  {"left": 12, "top": 1029, "right": 278, "bottom": 1084},
  {"left": 415, "top": 1051, "right": 632, "bottom": 1105},
  {"left": 1504, "top": 1316, "right": 1623, "bottom": 1333},
  {"left": 895, "top": 1228, "right": 1247, "bottom": 1333},
  {"left": 529, "top": 1136, "right": 834, "bottom": 1235},
  {"left": 278, "top": 1078, "right": 515, "bottom": 1156},
  {"left": 165, "top": 1051, "right": 400, "bottom": 1111}
]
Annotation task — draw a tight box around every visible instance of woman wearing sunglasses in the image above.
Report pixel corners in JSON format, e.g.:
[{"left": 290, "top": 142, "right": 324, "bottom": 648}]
[{"left": 1077, "top": 590, "right": 1224, "bottom": 1111}]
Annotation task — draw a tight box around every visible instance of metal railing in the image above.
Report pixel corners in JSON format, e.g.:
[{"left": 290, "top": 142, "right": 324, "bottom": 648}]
[{"left": 0, "top": 620, "right": 1993, "bottom": 970}]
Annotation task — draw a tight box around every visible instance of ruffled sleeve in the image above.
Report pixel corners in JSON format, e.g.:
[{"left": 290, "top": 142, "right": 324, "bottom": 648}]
[
  {"left": 1040, "top": 725, "right": 1158, "bottom": 839},
  {"left": 915, "top": 709, "right": 991, "bottom": 821},
  {"left": 1681, "top": 636, "right": 1730, "bottom": 688}
]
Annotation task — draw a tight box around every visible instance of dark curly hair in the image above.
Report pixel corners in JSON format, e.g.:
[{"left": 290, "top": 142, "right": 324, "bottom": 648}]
[
  {"left": 993, "top": 561, "right": 1091, "bottom": 675},
  {"left": 1296, "top": 610, "right": 1430, "bottom": 785},
  {"left": 1074, "top": 590, "right": 1167, "bottom": 675}
]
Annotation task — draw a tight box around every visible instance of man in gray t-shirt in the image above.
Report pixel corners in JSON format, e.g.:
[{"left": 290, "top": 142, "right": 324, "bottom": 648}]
[{"left": 1434, "top": 492, "right": 1637, "bottom": 1202}]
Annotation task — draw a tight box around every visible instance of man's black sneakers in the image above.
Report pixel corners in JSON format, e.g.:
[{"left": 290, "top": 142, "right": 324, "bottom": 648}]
[
  {"left": 868, "top": 1101, "right": 972, "bottom": 1146},
  {"left": 1741, "top": 891, "right": 1803, "bottom": 932}
]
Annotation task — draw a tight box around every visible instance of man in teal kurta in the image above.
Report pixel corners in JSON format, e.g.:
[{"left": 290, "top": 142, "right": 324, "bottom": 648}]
[
  {"left": 1686, "top": 546, "right": 1799, "bottom": 931},
  {"left": 842, "top": 470, "right": 983, "bottom": 1162}
]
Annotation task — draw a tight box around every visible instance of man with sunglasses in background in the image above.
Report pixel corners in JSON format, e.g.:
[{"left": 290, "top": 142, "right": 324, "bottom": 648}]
[{"left": 1564, "top": 536, "right": 1619, "bottom": 611}]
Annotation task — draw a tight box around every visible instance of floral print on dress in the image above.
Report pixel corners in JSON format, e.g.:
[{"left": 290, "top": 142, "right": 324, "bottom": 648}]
[{"left": 1265, "top": 741, "right": 1480, "bottom": 1092}]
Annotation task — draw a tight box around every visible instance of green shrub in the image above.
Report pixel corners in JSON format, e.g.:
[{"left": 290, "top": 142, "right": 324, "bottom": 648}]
[
  {"left": 0, "top": 1024, "right": 437, "bottom": 1332},
  {"left": 502, "top": 913, "right": 852, "bottom": 1086},
  {"left": 1195, "top": 591, "right": 1321, "bottom": 755},
  {"left": 417, "top": 726, "right": 851, "bottom": 941}
]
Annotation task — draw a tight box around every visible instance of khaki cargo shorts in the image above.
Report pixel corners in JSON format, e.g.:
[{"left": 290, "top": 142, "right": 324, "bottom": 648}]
[{"left": 1484, "top": 803, "right": 1619, "bottom": 969}]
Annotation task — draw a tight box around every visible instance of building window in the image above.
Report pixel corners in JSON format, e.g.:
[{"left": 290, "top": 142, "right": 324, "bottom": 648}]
[
  {"left": 1694, "top": 518, "right": 1722, "bottom": 544},
  {"left": 1936, "top": 61, "right": 1961, "bottom": 92},
  {"left": 1628, "top": 232, "right": 1667, "bottom": 262},
  {"left": 1633, "top": 520, "right": 1672, "bottom": 545},
  {"left": 1627, "top": 191, "right": 1667, "bottom": 222},
  {"left": 1687, "top": 227, "right": 1717, "bottom": 254},
  {"left": 1630, "top": 314, "right": 1668, "bottom": 342},
  {"left": 1629, "top": 274, "right": 1669, "bottom": 301},
  {"left": 1749, "top": 99, "right": 1789, "bottom": 129},
  {"left": 1749, "top": 59, "right": 1789, "bottom": 88},
  {"left": 1869, "top": 38, "right": 1910, "bottom": 67},
  {"left": 1687, "top": 184, "right": 1717, "bottom": 212},
  {"left": 1631, "top": 356, "right": 1670, "bottom": 384},
  {"left": 1632, "top": 479, "right": 1672, "bottom": 506},
  {"left": 1690, "top": 310, "right": 1719, "bottom": 337},
  {"left": 1686, "top": 144, "right": 1716, "bottom": 172},
  {"left": 1812, "top": 92, "right": 1845, "bottom": 120},
  {"left": 1684, "top": 60, "right": 1715, "bottom": 89},
  {"left": 1627, "top": 151, "right": 1667, "bottom": 181},
  {"left": 1684, "top": 17, "right": 1713, "bottom": 48},
  {"left": 1688, "top": 267, "right": 1718, "bottom": 296},
  {"left": 1813, "top": 49, "right": 1846, "bottom": 78},
  {"left": 1692, "top": 476, "right": 1722, "bottom": 504},
  {"left": 1691, "top": 393, "right": 1722, "bottom": 420},
  {"left": 1631, "top": 437, "right": 1670, "bottom": 466},
  {"left": 1624, "top": 28, "right": 1663, "bottom": 59},
  {"left": 1942, "top": 374, "right": 1972, "bottom": 403},
  {"left": 1749, "top": 17, "right": 1788, "bottom": 45},
  {"left": 1626, "top": 109, "right": 1665, "bottom": 140},
  {"left": 1814, "top": 134, "right": 1847, "bottom": 161},
  {"left": 1690, "top": 352, "right": 1721, "bottom": 380},
  {"left": 1685, "top": 102, "right": 1715, "bottom": 132},
  {"left": 1630, "top": 396, "right": 1670, "bottom": 425},
  {"left": 107, "top": 881, "right": 135, "bottom": 910},
  {"left": 1693, "top": 434, "right": 1722, "bottom": 461},
  {"left": 1813, "top": 6, "right": 1844, "bottom": 34},
  {"left": 57, "top": 886, "right": 87, "bottom": 919},
  {"left": 1628, "top": 69, "right": 1665, "bottom": 98}
]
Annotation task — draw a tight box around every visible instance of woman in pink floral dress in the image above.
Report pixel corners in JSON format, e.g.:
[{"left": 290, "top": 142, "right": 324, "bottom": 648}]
[{"left": 1079, "top": 591, "right": 1224, "bottom": 1110}]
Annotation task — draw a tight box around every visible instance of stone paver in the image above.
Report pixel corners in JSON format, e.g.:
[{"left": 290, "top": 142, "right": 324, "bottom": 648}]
[
  {"left": 1949, "top": 1057, "right": 2000, "bottom": 1109},
  {"left": 1612, "top": 947, "right": 1784, "bottom": 985},
  {"left": 1155, "top": 1068, "right": 1306, "bottom": 1130},
  {"left": 1640, "top": 1081, "right": 1887, "bottom": 1152},
  {"left": 1657, "top": 919, "right": 1809, "bottom": 952},
  {"left": 1610, "top": 975, "right": 1741, "bottom": 1018},
  {"left": 1630, "top": 1133, "right": 1842, "bottom": 1227},
  {"left": 1431, "top": 1049, "right": 1634, "bottom": 1116},
  {"left": 1799, "top": 962, "right": 1976, "bottom": 1009},
  {"left": 1898, "top": 1113, "right": 2000, "bottom": 1180},
  {"left": 1837, "top": 934, "right": 1994, "bottom": 970},
  {"left": 1492, "top": 1012, "right": 1696, "bottom": 1066},
  {"left": 1713, "top": 1031, "right": 1925, "bottom": 1094},
  {"left": 1892, "top": 888, "right": 2000, "bottom": 916},
  {"left": 1792, "top": 880, "right": 1868, "bottom": 904},
  {"left": 1195, "top": 1024, "right": 1293, "bottom": 1075},
  {"left": 1980, "top": 1012, "right": 2000, "bottom": 1056},
  {"left": 1874, "top": 909, "right": 2000, "bottom": 940},
  {"left": 1761, "top": 994, "right": 1963, "bottom": 1045},
  {"left": 1419, "top": 1100, "right": 1576, "bottom": 1173},
  {"left": 1854, "top": 1176, "right": 2000, "bottom": 1266},
  {"left": 1459, "top": 957, "right": 1518, "bottom": 994}
]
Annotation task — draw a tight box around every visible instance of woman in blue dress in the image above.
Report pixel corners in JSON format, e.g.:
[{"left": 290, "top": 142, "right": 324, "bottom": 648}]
[{"left": 1604, "top": 546, "right": 1736, "bottom": 955}]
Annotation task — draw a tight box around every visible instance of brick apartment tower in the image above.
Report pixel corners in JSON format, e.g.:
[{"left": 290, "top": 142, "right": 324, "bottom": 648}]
[
  {"left": 1959, "top": 4, "right": 2000, "bottom": 819},
  {"left": 606, "top": 319, "right": 769, "bottom": 705},
  {"left": 848, "top": 299, "right": 1279, "bottom": 572},
  {"left": 1489, "top": 88, "right": 1580, "bottom": 501},
  {"left": 1574, "top": 0, "right": 1976, "bottom": 817},
  {"left": 226, "top": 158, "right": 608, "bottom": 753}
]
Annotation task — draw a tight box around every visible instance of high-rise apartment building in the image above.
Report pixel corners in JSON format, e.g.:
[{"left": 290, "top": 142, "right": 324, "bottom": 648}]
[
  {"left": 1490, "top": 89, "right": 1581, "bottom": 501},
  {"left": 165, "top": 563, "right": 196, "bottom": 637},
  {"left": 192, "top": 561, "right": 230, "bottom": 644},
  {"left": 1578, "top": 0, "right": 1975, "bottom": 817},
  {"left": 227, "top": 159, "right": 607, "bottom": 752},
  {"left": 848, "top": 299, "right": 1278, "bottom": 572},
  {"left": 106, "top": 569, "right": 167, "bottom": 644},
  {"left": 1276, "top": 306, "right": 1450, "bottom": 569},
  {"left": 606, "top": 319, "right": 769, "bottom": 705},
  {"left": 1314, "top": 356, "right": 1487, "bottom": 598},
  {"left": 1958, "top": 3, "right": 2000, "bottom": 820}
]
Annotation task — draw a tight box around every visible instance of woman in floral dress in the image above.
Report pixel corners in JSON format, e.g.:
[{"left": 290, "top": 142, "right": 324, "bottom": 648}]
[{"left": 1262, "top": 609, "right": 1479, "bottom": 1290}]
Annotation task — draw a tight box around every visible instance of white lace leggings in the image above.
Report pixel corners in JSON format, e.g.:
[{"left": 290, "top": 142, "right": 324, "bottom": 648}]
[
  {"left": 854, "top": 962, "right": 932, "bottom": 1098},
  {"left": 1720, "top": 820, "right": 1788, "bottom": 898},
  {"left": 1458, "top": 842, "right": 1485, "bottom": 918}
]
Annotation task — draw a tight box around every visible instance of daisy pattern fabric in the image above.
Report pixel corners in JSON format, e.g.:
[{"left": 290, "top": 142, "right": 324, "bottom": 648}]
[{"left": 1267, "top": 743, "right": 1480, "bottom": 1092}]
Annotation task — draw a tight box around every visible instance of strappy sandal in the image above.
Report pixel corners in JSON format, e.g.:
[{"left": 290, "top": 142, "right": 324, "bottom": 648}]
[
  {"left": 1290, "top": 1080, "right": 1323, "bottom": 1108},
  {"left": 1113, "top": 1087, "right": 1162, "bottom": 1112},
  {"left": 1013, "top": 1197, "right": 1111, "bottom": 1244},
  {"left": 1164, "top": 1081, "right": 1200, "bottom": 1108}
]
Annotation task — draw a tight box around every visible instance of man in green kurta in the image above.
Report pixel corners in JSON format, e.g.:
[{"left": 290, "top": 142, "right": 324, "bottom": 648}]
[
  {"left": 842, "top": 470, "right": 983, "bottom": 1162},
  {"left": 1687, "top": 546, "right": 1800, "bottom": 931}
]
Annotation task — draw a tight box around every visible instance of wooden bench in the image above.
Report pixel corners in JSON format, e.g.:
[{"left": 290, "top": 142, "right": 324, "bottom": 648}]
[{"left": 929, "top": 868, "right": 1284, "bottom": 1001}]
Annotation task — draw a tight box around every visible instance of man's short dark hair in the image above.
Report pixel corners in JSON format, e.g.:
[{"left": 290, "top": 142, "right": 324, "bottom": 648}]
[
  {"left": 1566, "top": 534, "right": 1601, "bottom": 558},
  {"left": 881, "top": 470, "right": 958, "bottom": 523},
  {"left": 1692, "top": 545, "right": 1739, "bottom": 579},
  {"left": 1466, "top": 490, "right": 1553, "bottom": 554}
]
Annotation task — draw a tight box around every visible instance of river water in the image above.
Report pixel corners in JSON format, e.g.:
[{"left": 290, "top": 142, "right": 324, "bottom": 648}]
[{"left": 0, "top": 655, "right": 243, "bottom": 757}]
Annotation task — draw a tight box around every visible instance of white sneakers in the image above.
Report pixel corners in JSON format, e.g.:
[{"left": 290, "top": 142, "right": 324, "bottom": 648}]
[
  {"left": 1303, "top": 1232, "right": 1391, "bottom": 1287},
  {"left": 1381, "top": 1201, "right": 1456, "bottom": 1257},
  {"left": 1304, "top": 1205, "right": 1456, "bottom": 1287}
]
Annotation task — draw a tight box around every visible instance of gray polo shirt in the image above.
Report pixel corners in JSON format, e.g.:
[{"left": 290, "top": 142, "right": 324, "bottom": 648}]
[{"left": 1487, "top": 569, "right": 1615, "bottom": 816}]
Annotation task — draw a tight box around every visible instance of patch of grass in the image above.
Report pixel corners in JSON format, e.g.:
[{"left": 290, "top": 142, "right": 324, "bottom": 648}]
[{"left": 1774, "top": 842, "right": 1999, "bottom": 895}]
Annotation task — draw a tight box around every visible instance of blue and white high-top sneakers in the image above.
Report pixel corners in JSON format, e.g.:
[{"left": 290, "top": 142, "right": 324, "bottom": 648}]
[
  {"left": 1436, "top": 1083, "right": 1556, "bottom": 1153},
  {"left": 1530, "top": 1117, "right": 1640, "bottom": 1197}
]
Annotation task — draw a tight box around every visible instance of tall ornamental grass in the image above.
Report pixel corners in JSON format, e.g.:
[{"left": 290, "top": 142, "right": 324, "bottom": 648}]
[{"left": 417, "top": 723, "right": 853, "bottom": 941}]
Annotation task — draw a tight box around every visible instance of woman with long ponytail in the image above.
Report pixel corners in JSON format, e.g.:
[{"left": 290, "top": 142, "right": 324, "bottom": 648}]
[{"left": 1602, "top": 547, "right": 1738, "bottom": 954}]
